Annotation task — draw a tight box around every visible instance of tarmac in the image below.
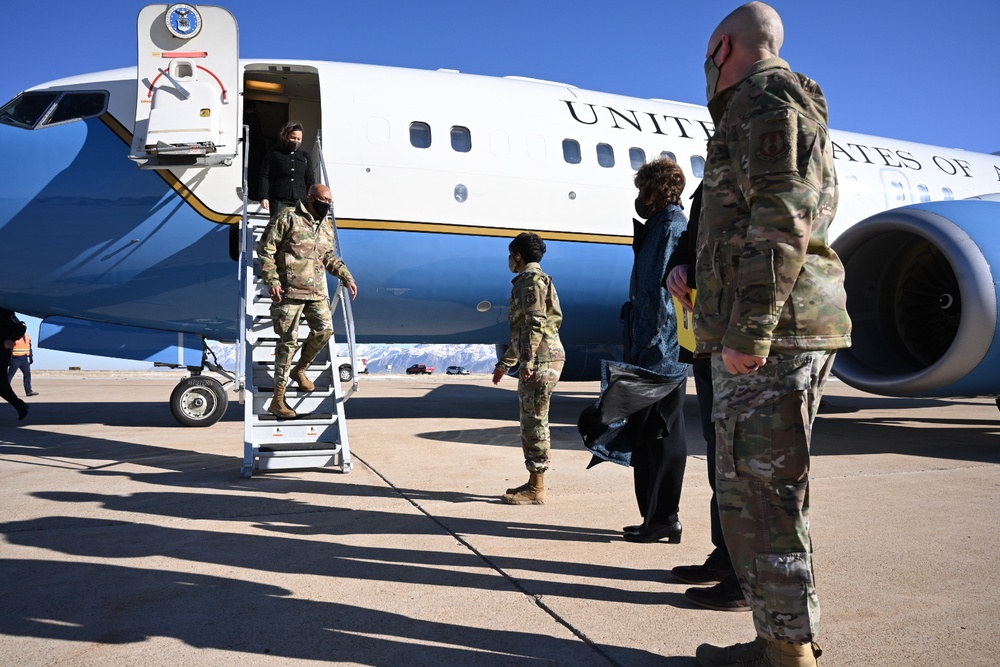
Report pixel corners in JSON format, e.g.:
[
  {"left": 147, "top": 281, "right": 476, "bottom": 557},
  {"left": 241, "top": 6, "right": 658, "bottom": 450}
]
[{"left": 0, "top": 371, "right": 998, "bottom": 666}]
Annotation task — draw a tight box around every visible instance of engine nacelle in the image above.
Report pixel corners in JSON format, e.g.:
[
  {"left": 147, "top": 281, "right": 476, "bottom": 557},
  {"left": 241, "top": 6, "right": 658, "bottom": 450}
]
[{"left": 831, "top": 199, "right": 1000, "bottom": 397}]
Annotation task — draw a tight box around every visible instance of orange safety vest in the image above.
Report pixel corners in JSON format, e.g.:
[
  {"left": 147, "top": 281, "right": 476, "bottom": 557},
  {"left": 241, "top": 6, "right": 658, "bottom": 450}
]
[{"left": 12, "top": 334, "right": 31, "bottom": 357}]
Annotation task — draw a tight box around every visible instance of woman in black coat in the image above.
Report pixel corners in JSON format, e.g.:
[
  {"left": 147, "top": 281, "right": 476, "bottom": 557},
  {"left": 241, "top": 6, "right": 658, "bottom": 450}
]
[{"left": 259, "top": 121, "right": 316, "bottom": 219}]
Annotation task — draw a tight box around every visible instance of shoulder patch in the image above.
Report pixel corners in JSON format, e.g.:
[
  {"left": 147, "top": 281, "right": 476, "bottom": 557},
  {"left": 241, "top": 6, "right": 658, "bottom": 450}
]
[
  {"left": 748, "top": 109, "right": 797, "bottom": 178},
  {"left": 756, "top": 130, "right": 789, "bottom": 162}
]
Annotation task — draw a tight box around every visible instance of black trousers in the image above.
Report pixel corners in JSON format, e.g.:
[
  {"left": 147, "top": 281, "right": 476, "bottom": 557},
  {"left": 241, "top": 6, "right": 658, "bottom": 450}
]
[
  {"left": 0, "top": 348, "right": 25, "bottom": 414},
  {"left": 693, "top": 356, "right": 732, "bottom": 569},
  {"left": 631, "top": 384, "right": 687, "bottom": 526}
]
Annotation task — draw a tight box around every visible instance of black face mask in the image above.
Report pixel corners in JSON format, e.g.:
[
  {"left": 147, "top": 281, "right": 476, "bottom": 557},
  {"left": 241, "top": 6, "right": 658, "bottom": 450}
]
[
  {"left": 634, "top": 197, "right": 654, "bottom": 220},
  {"left": 311, "top": 200, "right": 331, "bottom": 219}
]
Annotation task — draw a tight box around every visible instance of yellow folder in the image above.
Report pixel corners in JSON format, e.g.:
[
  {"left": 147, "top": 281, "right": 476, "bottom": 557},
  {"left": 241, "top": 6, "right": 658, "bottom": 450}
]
[{"left": 672, "top": 289, "right": 697, "bottom": 352}]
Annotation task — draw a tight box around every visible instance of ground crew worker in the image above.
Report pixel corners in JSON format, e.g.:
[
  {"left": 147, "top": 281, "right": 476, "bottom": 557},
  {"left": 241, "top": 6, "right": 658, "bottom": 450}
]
[
  {"left": 692, "top": 3, "right": 851, "bottom": 666},
  {"left": 0, "top": 309, "right": 29, "bottom": 421},
  {"left": 256, "top": 183, "right": 358, "bottom": 419},
  {"left": 8, "top": 331, "right": 38, "bottom": 397},
  {"left": 492, "top": 232, "right": 565, "bottom": 505}
]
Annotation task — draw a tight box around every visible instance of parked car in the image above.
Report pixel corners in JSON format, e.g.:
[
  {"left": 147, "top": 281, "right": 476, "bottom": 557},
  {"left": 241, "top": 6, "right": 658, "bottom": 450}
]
[
  {"left": 335, "top": 356, "right": 367, "bottom": 382},
  {"left": 445, "top": 366, "right": 470, "bottom": 375},
  {"left": 406, "top": 364, "right": 435, "bottom": 375}
]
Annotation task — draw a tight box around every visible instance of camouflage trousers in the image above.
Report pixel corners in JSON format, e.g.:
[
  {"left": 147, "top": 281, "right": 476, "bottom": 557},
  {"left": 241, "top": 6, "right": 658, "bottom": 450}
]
[
  {"left": 270, "top": 298, "right": 333, "bottom": 387},
  {"left": 711, "top": 350, "right": 836, "bottom": 644},
  {"left": 517, "top": 360, "right": 564, "bottom": 473}
]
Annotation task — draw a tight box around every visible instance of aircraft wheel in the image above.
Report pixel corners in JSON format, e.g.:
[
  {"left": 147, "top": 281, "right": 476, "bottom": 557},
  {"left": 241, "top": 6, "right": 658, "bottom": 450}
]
[
  {"left": 339, "top": 365, "right": 353, "bottom": 382},
  {"left": 170, "top": 376, "right": 228, "bottom": 427}
]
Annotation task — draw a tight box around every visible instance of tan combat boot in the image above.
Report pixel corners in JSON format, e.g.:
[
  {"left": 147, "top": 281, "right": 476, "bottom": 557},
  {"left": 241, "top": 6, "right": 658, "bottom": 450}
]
[
  {"left": 268, "top": 383, "right": 297, "bottom": 419},
  {"left": 291, "top": 364, "right": 315, "bottom": 392},
  {"left": 502, "top": 472, "right": 546, "bottom": 505},
  {"left": 764, "top": 639, "right": 822, "bottom": 667}
]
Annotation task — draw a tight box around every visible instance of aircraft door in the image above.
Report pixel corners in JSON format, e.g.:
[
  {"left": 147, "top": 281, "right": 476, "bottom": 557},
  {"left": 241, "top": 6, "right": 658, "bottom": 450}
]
[
  {"left": 130, "top": 4, "right": 240, "bottom": 169},
  {"left": 243, "top": 65, "right": 323, "bottom": 198}
]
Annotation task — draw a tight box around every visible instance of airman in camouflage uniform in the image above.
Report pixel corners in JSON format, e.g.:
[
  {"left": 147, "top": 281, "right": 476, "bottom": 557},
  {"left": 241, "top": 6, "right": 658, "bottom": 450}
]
[
  {"left": 493, "top": 232, "right": 565, "bottom": 505},
  {"left": 692, "top": 4, "right": 851, "bottom": 666},
  {"left": 257, "top": 184, "right": 357, "bottom": 419}
]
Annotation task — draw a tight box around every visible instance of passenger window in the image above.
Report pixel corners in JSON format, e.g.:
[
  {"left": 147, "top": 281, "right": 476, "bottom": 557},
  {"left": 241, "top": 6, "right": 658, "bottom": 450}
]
[
  {"left": 629, "top": 147, "right": 645, "bottom": 170},
  {"left": 942, "top": 187, "right": 954, "bottom": 201},
  {"left": 890, "top": 180, "right": 906, "bottom": 203},
  {"left": 0, "top": 91, "right": 60, "bottom": 129},
  {"left": 917, "top": 184, "right": 931, "bottom": 203},
  {"left": 690, "top": 155, "right": 705, "bottom": 178},
  {"left": 660, "top": 151, "right": 677, "bottom": 162},
  {"left": 450, "top": 125, "right": 471, "bottom": 153},
  {"left": 43, "top": 92, "right": 108, "bottom": 127},
  {"left": 409, "top": 121, "right": 431, "bottom": 148},
  {"left": 597, "top": 143, "right": 615, "bottom": 168},
  {"left": 562, "top": 139, "right": 581, "bottom": 164}
]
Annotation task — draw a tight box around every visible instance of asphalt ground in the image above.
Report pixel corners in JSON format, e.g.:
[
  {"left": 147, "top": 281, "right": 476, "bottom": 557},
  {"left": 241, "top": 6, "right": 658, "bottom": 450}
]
[{"left": 1, "top": 372, "right": 998, "bottom": 666}]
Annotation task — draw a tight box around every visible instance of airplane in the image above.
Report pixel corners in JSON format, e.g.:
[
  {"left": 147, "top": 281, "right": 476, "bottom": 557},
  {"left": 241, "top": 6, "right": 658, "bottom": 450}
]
[{"left": 1, "top": 3, "right": 999, "bottom": 427}]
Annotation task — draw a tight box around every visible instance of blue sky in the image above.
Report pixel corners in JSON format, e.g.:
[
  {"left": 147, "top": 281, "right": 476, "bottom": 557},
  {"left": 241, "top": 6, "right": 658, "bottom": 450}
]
[{"left": 4, "top": 0, "right": 997, "bottom": 369}]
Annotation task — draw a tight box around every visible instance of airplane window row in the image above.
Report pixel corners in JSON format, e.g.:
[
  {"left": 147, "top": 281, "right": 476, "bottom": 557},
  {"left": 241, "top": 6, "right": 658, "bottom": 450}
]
[
  {"left": 407, "top": 121, "right": 706, "bottom": 176},
  {"left": 0, "top": 91, "right": 109, "bottom": 130},
  {"left": 889, "top": 179, "right": 954, "bottom": 203}
]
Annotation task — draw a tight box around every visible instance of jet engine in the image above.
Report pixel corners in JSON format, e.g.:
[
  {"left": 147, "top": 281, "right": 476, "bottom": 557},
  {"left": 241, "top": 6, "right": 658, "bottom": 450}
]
[{"left": 831, "top": 198, "right": 1000, "bottom": 398}]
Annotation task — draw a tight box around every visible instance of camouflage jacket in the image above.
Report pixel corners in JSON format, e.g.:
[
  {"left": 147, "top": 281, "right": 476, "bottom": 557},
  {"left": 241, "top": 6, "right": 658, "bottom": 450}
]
[
  {"left": 496, "top": 263, "right": 565, "bottom": 370},
  {"left": 256, "top": 200, "right": 354, "bottom": 301},
  {"left": 695, "top": 58, "right": 852, "bottom": 357}
]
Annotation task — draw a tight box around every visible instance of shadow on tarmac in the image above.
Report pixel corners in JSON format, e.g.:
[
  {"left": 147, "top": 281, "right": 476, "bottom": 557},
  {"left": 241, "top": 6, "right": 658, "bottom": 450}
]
[{"left": 0, "top": 556, "right": 677, "bottom": 664}]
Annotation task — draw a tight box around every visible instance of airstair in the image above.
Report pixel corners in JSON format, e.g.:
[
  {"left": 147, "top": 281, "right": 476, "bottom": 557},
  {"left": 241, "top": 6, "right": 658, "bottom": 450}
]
[
  {"left": 236, "top": 133, "right": 359, "bottom": 478},
  {"left": 128, "top": 6, "right": 359, "bottom": 470}
]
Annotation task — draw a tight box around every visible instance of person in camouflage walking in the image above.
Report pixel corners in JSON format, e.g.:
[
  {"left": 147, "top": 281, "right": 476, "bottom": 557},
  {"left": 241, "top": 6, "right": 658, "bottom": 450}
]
[
  {"left": 692, "top": 4, "right": 851, "bottom": 666},
  {"left": 492, "top": 232, "right": 565, "bottom": 505},
  {"left": 257, "top": 183, "right": 358, "bottom": 419}
]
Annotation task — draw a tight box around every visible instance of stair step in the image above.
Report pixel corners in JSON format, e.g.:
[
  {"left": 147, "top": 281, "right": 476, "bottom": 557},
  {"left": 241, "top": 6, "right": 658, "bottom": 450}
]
[
  {"left": 253, "top": 412, "right": 336, "bottom": 422},
  {"left": 257, "top": 442, "right": 340, "bottom": 453}
]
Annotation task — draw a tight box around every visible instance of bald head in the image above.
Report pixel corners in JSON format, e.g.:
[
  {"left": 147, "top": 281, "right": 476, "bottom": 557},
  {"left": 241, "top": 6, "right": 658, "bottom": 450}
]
[
  {"left": 309, "top": 184, "right": 332, "bottom": 201},
  {"left": 307, "top": 184, "right": 333, "bottom": 219},
  {"left": 705, "top": 2, "right": 785, "bottom": 97},
  {"left": 711, "top": 2, "right": 784, "bottom": 57}
]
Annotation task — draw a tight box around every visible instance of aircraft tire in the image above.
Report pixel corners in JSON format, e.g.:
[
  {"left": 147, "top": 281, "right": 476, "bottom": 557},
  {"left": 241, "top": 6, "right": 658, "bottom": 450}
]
[
  {"left": 170, "top": 376, "right": 228, "bottom": 427},
  {"left": 339, "top": 365, "right": 353, "bottom": 382}
]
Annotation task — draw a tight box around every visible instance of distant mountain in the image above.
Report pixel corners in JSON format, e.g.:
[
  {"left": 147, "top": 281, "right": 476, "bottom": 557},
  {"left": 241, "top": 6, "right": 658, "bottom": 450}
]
[
  {"left": 207, "top": 341, "right": 498, "bottom": 374},
  {"left": 356, "top": 343, "right": 497, "bottom": 374}
]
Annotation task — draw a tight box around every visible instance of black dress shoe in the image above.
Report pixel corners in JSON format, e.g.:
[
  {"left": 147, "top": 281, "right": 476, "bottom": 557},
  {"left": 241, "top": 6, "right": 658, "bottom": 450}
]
[
  {"left": 623, "top": 524, "right": 642, "bottom": 534},
  {"left": 623, "top": 521, "right": 682, "bottom": 544},
  {"left": 16, "top": 402, "right": 29, "bottom": 421},
  {"left": 672, "top": 561, "right": 730, "bottom": 584},
  {"left": 685, "top": 576, "right": 750, "bottom": 612}
]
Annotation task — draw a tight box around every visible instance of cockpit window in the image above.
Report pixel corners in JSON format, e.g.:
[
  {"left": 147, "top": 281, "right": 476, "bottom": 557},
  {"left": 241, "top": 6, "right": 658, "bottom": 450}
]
[
  {"left": 0, "top": 90, "right": 108, "bottom": 130},
  {"left": 0, "top": 92, "right": 59, "bottom": 128},
  {"left": 44, "top": 92, "right": 108, "bottom": 127}
]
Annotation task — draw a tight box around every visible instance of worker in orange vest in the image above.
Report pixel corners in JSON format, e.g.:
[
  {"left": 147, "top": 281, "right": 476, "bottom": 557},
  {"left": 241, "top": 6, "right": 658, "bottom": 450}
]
[
  {"left": 1, "top": 309, "right": 29, "bottom": 420},
  {"left": 8, "top": 330, "right": 38, "bottom": 397}
]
